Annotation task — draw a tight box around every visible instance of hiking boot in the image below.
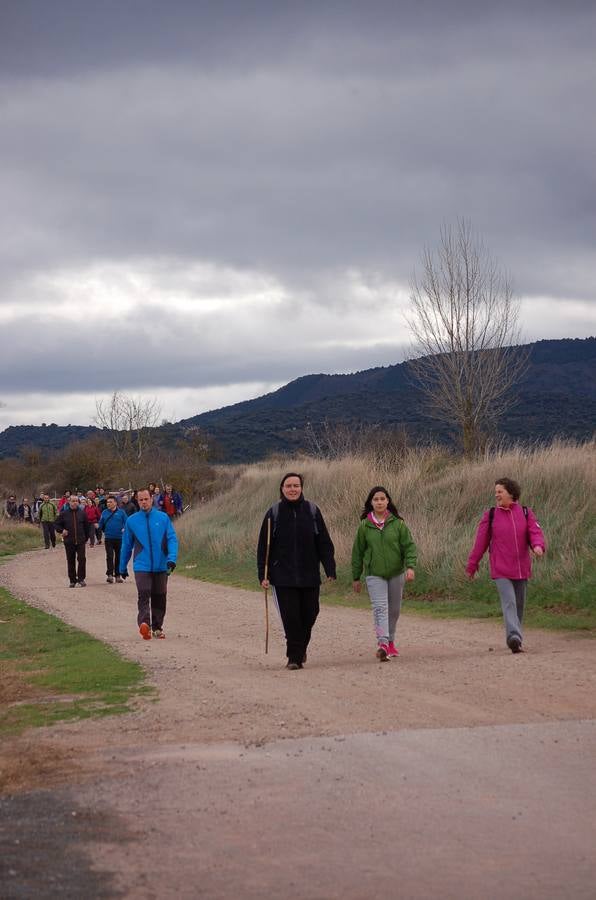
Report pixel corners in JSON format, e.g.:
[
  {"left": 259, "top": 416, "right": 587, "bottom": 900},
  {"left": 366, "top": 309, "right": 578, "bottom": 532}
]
[
  {"left": 115, "top": 575, "right": 123, "bottom": 584},
  {"left": 286, "top": 662, "right": 302, "bottom": 670},
  {"left": 152, "top": 628, "right": 165, "bottom": 639},
  {"left": 387, "top": 642, "right": 399, "bottom": 658},
  {"left": 376, "top": 643, "right": 389, "bottom": 661},
  {"left": 69, "top": 582, "right": 76, "bottom": 588},
  {"left": 78, "top": 580, "right": 86, "bottom": 587},
  {"left": 139, "top": 623, "right": 152, "bottom": 640},
  {"left": 106, "top": 576, "right": 114, "bottom": 584},
  {"left": 509, "top": 637, "right": 523, "bottom": 653}
]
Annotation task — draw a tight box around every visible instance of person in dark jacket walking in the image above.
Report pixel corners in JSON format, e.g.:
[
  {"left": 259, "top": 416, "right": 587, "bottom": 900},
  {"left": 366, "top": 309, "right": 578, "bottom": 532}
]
[
  {"left": 55, "top": 494, "right": 91, "bottom": 587},
  {"left": 97, "top": 496, "right": 128, "bottom": 583},
  {"left": 257, "top": 472, "right": 336, "bottom": 670},
  {"left": 119, "top": 488, "right": 178, "bottom": 640},
  {"left": 18, "top": 498, "right": 34, "bottom": 523}
]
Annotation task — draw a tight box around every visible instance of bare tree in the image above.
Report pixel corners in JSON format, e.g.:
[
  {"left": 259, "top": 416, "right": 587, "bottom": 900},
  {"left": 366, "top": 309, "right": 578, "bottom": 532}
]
[
  {"left": 407, "top": 220, "right": 529, "bottom": 455},
  {"left": 94, "top": 391, "right": 162, "bottom": 465}
]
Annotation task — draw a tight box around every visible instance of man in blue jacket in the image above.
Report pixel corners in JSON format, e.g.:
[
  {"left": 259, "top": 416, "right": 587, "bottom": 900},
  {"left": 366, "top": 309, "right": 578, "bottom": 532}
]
[
  {"left": 119, "top": 488, "right": 178, "bottom": 640},
  {"left": 98, "top": 495, "right": 128, "bottom": 583}
]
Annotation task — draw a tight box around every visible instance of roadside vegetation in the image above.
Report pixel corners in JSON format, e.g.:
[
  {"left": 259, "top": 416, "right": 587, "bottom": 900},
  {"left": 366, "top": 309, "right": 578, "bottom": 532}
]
[
  {"left": 0, "top": 522, "right": 41, "bottom": 558},
  {"left": 176, "top": 440, "right": 596, "bottom": 631},
  {"left": 0, "top": 587, "right": 152, "bottom": 739}
]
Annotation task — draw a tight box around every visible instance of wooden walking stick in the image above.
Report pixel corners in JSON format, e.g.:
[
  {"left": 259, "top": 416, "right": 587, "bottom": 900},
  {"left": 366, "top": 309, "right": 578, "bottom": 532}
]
[{"left": 263, "top": 516, "right": 271, "bottom": 654}]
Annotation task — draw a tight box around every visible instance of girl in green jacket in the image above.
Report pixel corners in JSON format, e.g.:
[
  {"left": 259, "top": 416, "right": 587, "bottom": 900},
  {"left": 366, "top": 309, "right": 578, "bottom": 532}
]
[{"left": 351, "top": 486, "right": 417, "bottom": 661}]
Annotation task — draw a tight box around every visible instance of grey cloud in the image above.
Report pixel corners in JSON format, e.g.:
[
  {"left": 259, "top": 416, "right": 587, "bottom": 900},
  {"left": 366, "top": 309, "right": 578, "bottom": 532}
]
[{"left": 0, "top": 305, "right": 407, "bottom": 395}]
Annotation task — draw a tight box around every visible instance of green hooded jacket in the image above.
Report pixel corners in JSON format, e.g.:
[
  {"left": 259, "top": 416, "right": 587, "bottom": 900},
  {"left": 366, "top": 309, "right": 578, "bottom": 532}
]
[
  {"left": 39, "top": 500, "right": 57, "bottom": 523},
  {"left": 351, "top": 514, "right": 417, "bottom": 581}
]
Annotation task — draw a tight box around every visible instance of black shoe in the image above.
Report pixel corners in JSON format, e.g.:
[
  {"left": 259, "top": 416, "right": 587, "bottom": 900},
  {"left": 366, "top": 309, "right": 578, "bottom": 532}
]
[
  {"left": 509, "top": 637, "right": 523, "bottom": 653},
  {"left": 69, "top": 582, "right": 76, "bottom": 588},
  {"left": 286, "top": 662, "right": 302, "bottom": 670},
  {"left": 78, "top": 580, "right": 87, "bottom": 587}
]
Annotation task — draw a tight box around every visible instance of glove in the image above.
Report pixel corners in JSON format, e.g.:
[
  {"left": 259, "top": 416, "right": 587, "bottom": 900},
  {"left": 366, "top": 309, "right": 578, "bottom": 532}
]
[
  {"left": 120, "top": 568, "right": 129, "bottom": 580},
  {"left": 167, "top": 562, "right": 176, "bottom": 575}
]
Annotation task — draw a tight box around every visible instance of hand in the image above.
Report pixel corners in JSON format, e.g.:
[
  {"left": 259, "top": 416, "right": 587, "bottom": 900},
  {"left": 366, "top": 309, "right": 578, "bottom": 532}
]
[
  {"left": 120, "top": 569, "right": 129, "bottom": 580},
  {"left": 532, "top": 546, "right": 544, "bottom": 557},
  {"left": 167, "top": 562, "right": 176, "bottom": 575},
  {"left": 352, "top": 580, "right": 362, "bottom": 594},
  {"left": 62, "top": 529, "right": 68, "bottom": 538},
  {"left": 466, "top": 571, "right": 476, "bottom": 581},
  {"left": 327, "top": 576, "right": 336, "bottom": 582},
  {"left": 261, "top": 578, "right": 270, "bottom": 589},
  {"left": 405, "top": 568, "right": 415, "bottom": 582}
]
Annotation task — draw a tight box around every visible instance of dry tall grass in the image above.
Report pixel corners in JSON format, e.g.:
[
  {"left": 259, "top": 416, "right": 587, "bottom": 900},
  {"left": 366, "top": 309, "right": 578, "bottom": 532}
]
[{"left": 176, "top": 441, "right": 595, "bottom": 609}]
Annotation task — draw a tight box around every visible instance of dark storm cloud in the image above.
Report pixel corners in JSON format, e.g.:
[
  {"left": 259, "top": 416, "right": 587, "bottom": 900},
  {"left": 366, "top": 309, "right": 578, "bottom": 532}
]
[
  {"left": 2, "top": 1, "right": 594, "bottom": 296},
  {"left": 0, "top": 1, "right": 595, "bottom": 422}
]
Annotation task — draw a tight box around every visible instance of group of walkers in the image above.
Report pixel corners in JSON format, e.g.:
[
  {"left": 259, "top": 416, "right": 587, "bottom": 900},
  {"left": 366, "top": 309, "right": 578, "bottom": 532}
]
[
  {"left": 4, "top": 471, "right": 546, "bottom": 660},
  {"left": 3, "top": 482, "right": 182, "bottom": 642},
  {"left": 258, "top": 472, "right": 545, "bottom": 669}
]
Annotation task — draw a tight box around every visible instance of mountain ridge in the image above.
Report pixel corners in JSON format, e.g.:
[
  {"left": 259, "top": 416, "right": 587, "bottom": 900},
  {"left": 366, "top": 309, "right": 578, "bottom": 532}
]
[{"left": 1, "top": 337, "right": 594, "bottom": 462}]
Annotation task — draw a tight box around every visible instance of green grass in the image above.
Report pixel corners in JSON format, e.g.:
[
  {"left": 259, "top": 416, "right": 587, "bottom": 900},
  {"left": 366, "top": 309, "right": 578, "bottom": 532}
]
[
  {"left": 176, "top": 442, "right": 596, "bottom": 634},
  {"left": 0, "top": 523, "right": 42, "bottom": 558},
  {"left": 0, "top": 587, "right": 153, "bottom": 736},
  {"left": 178, "top": 551, "right": 596, "bottom": 633}
]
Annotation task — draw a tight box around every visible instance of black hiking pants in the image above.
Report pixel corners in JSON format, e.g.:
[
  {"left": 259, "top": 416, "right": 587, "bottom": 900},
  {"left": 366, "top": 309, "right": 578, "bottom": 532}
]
[
  {"left": 104, "top": 538, "right": 122, "bottom": 577},
  {"left": 273, "top": 586, "right": 320, "bottom": 666},
  {"left": 42, "top": 521, "right": 56, "bottom": 548},
  {"left": 135, "top": 571, "right": 168, "bottom": 630},
  {"left": 64, "top": 541, "right": 86, "bottom": 583}
]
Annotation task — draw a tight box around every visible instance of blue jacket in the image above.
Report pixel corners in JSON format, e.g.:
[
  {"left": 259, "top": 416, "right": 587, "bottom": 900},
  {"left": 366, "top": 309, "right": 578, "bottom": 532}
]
[
  {"left": 98, "top": 507, "right": 128, "bottom": 540},
  {"left": 119, "top": 508, "right": 178, "bottom": 574}
]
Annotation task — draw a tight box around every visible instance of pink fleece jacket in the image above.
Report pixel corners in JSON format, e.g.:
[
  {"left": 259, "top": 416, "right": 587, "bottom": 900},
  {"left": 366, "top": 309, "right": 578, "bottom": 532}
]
[{"left": 466, "top": 503, "right": 546, "bottom": 580}]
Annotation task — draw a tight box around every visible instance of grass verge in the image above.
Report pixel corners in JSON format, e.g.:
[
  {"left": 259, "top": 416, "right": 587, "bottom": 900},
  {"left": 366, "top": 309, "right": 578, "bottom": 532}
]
[
  {"left": 178, "top": 553, "right": 596, "bottom": 633},
  {"left": 0, "top": 523, "right": 42, "bottom": 558},
  {"left": 0, "top": 586, "right": 153, "bottom": 737}
]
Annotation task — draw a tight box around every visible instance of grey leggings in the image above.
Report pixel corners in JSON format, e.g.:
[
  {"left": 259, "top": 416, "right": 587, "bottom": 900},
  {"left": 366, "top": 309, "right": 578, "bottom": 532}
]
[
  {"left": 365, "top": 573, "right": 405, "bottom": 646},
  {"left": 494, "top": 578, "right": 527, "bottom": 646}
]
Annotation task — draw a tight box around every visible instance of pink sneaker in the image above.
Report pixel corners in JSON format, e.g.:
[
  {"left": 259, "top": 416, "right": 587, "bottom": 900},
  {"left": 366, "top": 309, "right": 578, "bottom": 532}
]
[
  {"left": 376, "top": 643, "right": 389, "bottom": 661},
  {"left": 387, "top": 642, "right": 399, "bottom": 658}
]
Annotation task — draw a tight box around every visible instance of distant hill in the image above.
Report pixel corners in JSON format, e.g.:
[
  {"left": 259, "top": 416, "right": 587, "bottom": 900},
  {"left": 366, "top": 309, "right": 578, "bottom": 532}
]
[{"left": 1, "top": 338, "right": 594, "bottom": 462}]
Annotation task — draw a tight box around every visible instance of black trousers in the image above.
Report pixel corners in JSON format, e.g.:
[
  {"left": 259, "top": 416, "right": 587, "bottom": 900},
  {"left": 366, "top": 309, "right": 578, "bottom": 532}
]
[
  {"left": 135, "top": 571, "right": 168, "bottom": 630},
  {"left": 104, "top": 538, "right": 122, "bottom": 577},
  {"left": 273, "top": 586, "right": 320, "bottom": 665},
  {"left": 42, "top": 521, "right": 56, "bottom": 548},
  {"left": 64, "top": 542, "right": 86, "bottom": 583}
]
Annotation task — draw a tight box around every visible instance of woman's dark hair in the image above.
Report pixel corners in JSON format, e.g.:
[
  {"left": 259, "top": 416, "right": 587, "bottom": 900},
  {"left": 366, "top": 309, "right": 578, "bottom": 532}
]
[
  {"left": 279, "top": 472, "right": 304, "bottom": 498},
  {"left": 495, "top": 477, "right": 521, "bottom": 501},
  {"left": 360, "top": 486, "right": 401, "bottom": 520}
]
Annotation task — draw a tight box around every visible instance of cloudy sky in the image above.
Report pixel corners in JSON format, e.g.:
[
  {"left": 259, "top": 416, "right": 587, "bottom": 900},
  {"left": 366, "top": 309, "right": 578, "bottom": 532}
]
[{"left": 1, "top": 0, "right": 595, "bottom": 430}]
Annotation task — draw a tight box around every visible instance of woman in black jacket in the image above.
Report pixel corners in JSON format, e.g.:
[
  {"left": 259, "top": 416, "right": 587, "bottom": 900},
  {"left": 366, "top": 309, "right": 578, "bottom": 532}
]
[{"left": 257, "top": 472, "right": 336, "bottom": 670}]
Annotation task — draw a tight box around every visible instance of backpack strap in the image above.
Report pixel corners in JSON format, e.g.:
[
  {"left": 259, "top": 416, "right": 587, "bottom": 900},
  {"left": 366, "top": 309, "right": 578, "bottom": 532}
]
[{"left": 271, "top": 500, "right": 319, "bottom": 536}]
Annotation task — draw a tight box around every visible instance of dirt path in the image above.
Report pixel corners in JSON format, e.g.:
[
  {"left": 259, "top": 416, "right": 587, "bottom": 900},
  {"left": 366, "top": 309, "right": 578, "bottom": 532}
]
[{"left": 1, "top": 547, "right": 595, "bottom": 898}]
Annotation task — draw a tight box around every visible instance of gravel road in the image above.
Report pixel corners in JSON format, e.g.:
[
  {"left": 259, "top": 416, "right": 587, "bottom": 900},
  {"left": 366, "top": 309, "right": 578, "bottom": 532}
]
[{"left": 1, "top": 547, "right": 595, "bottom": 898}]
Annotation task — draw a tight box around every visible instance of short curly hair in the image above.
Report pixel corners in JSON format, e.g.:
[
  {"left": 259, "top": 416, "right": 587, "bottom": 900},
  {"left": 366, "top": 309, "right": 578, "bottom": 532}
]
[{"left": 495, "top": 477, "right": 521, "bottom": 501}]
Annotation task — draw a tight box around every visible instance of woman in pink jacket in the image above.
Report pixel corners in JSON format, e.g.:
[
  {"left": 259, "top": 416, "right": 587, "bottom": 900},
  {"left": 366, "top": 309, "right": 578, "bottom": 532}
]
[{"left": 466, "top": 477, "right": 545, "bottom": 653}]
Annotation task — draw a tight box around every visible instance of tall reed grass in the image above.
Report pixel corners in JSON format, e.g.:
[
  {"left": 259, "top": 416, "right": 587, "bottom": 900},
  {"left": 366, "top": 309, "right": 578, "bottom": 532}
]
[{"left": 176, "top": 441, "right": 595, "bottom": 628}]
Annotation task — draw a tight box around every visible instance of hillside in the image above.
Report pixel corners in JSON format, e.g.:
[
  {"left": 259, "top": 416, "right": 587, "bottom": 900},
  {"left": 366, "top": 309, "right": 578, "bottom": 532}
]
[{"left": 0, "top": 338, "right": 594, "bottom": 462}]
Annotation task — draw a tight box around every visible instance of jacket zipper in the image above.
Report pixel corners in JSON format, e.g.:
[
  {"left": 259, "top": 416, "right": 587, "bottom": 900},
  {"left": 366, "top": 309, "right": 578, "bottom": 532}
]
[
  {"left": 510, "top": 509, "right": 523, "bottom": 579},
  {"left": 145, "top": 511, "right": 155, "bottom": 570}
]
